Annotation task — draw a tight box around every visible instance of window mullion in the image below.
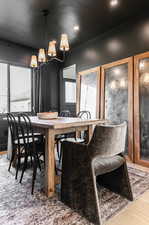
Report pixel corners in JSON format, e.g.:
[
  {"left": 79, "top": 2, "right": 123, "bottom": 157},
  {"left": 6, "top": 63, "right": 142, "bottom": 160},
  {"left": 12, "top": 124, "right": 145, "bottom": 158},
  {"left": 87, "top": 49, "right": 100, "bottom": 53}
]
[{"left": 7, "top": 64, "right": 10, "bottom": 113}]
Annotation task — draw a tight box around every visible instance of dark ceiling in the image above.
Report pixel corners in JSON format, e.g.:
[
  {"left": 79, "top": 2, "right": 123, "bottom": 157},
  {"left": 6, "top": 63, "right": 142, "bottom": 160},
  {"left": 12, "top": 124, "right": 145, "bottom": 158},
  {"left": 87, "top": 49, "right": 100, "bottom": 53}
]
[{"left": 0, "top": 0, "right": 148, "bottom": 49}]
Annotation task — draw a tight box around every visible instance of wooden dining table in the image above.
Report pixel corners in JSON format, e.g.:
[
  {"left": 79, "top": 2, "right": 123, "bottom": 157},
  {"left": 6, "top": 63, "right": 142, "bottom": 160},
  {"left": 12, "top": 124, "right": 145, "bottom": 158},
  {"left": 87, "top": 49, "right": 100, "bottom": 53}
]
[{"left": 8, "top": 116, "right": 104, "bottom": 197}]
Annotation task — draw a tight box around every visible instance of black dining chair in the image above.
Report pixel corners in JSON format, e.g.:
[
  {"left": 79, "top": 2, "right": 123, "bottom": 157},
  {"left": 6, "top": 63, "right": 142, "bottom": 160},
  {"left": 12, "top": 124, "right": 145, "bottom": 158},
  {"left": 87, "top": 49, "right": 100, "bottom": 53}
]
[
  {"left": 77, "top": 110, "right": 92, "bottom": 142},
  {"left": 61, "top": 122, "right": 133, "bottom": 225},
  {"left": 18, "top": 113, "right": 45, "bottom": 194},
  {"left": 77, "top": 110, "right": 91, "bottom": 119},
  {"left": 55, "top": 110, "right": 72, "bottom": 164},
  {"left": 59, "top": 110, "right": 72, "bottom": 117},
  {"left": 57, "top": 110, "right": 92, "bottom": 165},
  {"left": 7, "top": 113, "right": 44, "bottom": 193},
  {"left": 62, "top": 110, "right": 92, "bottom": 143},
  {"left": 7, "top": 113, "right": 21, "bottom": 179}
]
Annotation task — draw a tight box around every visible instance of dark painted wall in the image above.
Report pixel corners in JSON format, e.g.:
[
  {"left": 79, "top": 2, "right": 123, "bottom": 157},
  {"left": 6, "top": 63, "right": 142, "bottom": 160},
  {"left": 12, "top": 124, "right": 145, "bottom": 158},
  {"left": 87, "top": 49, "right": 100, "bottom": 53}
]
[
  {"left": 40, "top": 61, "right": 60, "bottom": 113},
  {"left": 0, "top": 39, "right": 35, "bottom": 151},
  {"left": 60, "top": 14, "right": 149, "bottom": 113},
  {"left": 0, "top": 39, "right": 35, "bottom": 66}
]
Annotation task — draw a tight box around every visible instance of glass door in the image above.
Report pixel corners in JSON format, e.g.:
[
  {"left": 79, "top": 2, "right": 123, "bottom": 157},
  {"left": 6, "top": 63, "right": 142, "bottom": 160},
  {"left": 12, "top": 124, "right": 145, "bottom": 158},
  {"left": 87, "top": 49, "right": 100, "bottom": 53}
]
[
  {"left": 100, "top": 57, "right": 133, "bottom": 160},
  {"left": 77, "top": 67, "right": 100, "bottom": 119},
  {"left": 134, "top": 52, "right": 149, "bottom": 167}
]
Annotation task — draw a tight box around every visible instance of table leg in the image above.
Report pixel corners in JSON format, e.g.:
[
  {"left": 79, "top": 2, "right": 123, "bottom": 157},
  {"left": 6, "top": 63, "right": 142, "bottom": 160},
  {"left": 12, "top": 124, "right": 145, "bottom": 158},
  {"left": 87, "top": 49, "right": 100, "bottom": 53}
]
[
  {"left": 44, "top": 129, "right": 55, "bottom": 197},
  {"left": 88, "top": 125, "right": 93, "bottom": 142}
]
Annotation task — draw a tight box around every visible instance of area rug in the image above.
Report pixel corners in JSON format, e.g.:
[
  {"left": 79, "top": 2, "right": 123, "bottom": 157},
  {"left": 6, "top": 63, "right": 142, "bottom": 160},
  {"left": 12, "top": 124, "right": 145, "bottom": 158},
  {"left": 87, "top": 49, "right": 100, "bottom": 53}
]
[{"left": 0, "top": 155, "right": 149, "bottom": 225}]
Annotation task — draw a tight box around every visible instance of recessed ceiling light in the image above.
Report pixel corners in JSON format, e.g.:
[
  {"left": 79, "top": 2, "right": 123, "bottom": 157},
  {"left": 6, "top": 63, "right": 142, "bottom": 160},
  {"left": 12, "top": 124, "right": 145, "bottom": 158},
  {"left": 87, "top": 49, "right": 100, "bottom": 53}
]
[
  {"left": 73, "top": 25, "right": 79, "bottom": 31},
  {"left": 110, "top": 0, "right": 118, "bottom": 7}
]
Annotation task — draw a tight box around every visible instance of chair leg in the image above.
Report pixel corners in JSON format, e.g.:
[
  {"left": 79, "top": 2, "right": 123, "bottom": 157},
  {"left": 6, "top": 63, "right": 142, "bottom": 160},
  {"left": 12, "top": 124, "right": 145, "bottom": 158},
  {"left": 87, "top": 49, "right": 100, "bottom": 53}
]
[
  {"left": 15, "top": 156, "right": 21, "bottom": 180},
  {"left": 121, "top": 162, "right": 133, "bottom": 201},
  {"left": 15, "top": 147, "right": 22, "bottom": 179},
  {"left": 31, "top": 161, "right": 37, "bottom": 195},
  {"left": 36, "top": 152, "right": 41, "bottom": 171},
  {"left": 56, "top": 141, "right": 60, "bottom": 161},
  {"left": 43, "top": 150, "right": 45, "bottom": 166},
  {"left": 59, "top": 142, "right": 63, "bottom": 165},
  {"left": 30, "top": 154, "right": 33, "bottom": 166},
  {"left": 55, "top": 165, "right": 58, "bottom": 175},
  {"left": 55, "top": 140, "right": 62, "bottom": 173},
  {"left": 19, "top": 154, "right": 28, "bottom": 183},
  {"left": 8, "top": 149, "right": 16, "bottom": 172}
]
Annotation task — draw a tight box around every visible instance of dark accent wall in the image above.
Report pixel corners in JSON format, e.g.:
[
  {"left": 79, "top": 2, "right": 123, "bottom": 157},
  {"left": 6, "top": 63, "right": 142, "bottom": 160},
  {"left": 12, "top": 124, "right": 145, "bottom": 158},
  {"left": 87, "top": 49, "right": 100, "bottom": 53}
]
[
  {"left": 0, "top": 39, "right": 35, "bottom": 151},
  {"left": 40, "top": 61, "right": 60, "bottom": 113},
  {"left": 0, "top": 39, "right": 35, "bottom": 66},
  {"left": 61, "top": 14, "right": 149, "bottom": 113}
]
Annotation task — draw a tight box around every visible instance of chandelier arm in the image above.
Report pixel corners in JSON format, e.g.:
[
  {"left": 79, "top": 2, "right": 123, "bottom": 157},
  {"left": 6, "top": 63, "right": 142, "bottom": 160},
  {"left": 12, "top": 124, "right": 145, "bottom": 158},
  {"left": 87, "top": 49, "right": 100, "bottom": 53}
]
[
  {"left": 47, "top": 57, "right": 64, "bottom": 63},
  {"left": 31, "top": 44, "right": 67, "bottom": 68},
  {"left": 47, "top": 50, "right": 66, "bottom": 63}
]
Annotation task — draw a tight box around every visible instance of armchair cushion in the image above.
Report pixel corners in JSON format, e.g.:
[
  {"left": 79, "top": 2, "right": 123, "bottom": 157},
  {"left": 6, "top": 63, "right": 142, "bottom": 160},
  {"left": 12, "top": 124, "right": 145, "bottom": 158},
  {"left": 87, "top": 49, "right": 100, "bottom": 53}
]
[
  {"left": 60, "top": 137, "right": 84, "bottom": 143},
  {"left": 93, "top": 155, "right": 125, "bottom": 176}
]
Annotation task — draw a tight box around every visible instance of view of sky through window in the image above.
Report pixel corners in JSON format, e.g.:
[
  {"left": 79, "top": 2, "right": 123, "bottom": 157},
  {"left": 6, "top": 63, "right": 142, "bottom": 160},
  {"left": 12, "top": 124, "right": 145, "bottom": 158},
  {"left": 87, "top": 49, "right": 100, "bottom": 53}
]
[
  {"left": 0, "top": 63, "right": 8, "bottom": 113},
  {"left": 65, "top": 81, "right": 76, "bottom": 103},
  {"left": 0, "top": 63, "right": 31, "bottom": 114},
  {"left": 10, "top": 66, "right": 31, "bottom": 112}
]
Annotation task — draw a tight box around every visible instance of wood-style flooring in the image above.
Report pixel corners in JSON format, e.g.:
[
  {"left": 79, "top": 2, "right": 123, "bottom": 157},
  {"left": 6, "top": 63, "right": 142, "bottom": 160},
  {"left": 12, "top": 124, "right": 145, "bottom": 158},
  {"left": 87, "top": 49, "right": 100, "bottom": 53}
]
[{"left": 107, "top": 164, "right": 149, "bottom": 225}]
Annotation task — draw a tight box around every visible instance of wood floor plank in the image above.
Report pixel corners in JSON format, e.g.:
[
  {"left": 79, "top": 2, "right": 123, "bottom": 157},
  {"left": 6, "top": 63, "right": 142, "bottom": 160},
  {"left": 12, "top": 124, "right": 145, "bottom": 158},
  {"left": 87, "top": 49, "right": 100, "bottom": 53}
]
[
  {"left": 0, "top": 151, "right": 7, "bottom": 155},
  {"left": 106, "top": 192, "right": 149, "bottom": 225}
]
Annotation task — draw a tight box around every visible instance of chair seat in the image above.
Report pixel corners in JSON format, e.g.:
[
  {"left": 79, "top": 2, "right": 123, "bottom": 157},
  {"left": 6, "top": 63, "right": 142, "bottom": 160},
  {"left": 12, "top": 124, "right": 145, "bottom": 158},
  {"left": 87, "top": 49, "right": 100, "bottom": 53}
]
[
  {"left": 14, "top": 137, "right": 39, "bottom": 145},
  {"left": 14, "top": 132, "right": 43, "bottom": 145},
  {"left": 60, "top": 137, "right": 85, "bottom": 143},
  {"left": 55, "top": 134, "right": 66, "bottom": 141},
  {"left": 93, "top": 155, "right": 125, "bottom": 176},
  {"left": 18, "top": 132, "right": 43, "bottom": 138}
]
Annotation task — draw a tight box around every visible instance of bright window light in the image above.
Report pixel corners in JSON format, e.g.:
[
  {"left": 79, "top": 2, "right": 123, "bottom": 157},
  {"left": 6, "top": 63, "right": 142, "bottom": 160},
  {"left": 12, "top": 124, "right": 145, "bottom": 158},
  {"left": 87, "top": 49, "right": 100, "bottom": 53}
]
[{"left": 65, "top": 81, "right": 76, "bottom": 103}]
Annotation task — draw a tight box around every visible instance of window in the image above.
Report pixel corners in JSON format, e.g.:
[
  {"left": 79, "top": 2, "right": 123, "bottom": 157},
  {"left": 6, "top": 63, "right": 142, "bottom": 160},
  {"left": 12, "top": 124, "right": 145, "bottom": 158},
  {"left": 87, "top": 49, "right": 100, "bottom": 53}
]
[
  {"left": 63, "top": 65, "right": 76, "bottom": 79},
  {"left": 65, "top": 81, "right": 76, "bottom": 103},
  {"left": 10, "top": 66, "right": 31, "bottom": 112},
  {"left": 0, "top": 63, "right": 8, "bottom": 113},
  {"left": 0, "top": 63, "right": 32, "bottom": 114},
  {"left": 63, "top": 65, "right": 76, "bottom": 104}
]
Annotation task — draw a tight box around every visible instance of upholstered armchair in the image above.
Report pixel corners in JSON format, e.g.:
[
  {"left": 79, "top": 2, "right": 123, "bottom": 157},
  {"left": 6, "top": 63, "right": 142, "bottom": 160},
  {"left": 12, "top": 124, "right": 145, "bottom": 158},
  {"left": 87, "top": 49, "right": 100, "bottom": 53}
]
[{"left": 61, "top": 122, "right": 133, "bottom": 225}]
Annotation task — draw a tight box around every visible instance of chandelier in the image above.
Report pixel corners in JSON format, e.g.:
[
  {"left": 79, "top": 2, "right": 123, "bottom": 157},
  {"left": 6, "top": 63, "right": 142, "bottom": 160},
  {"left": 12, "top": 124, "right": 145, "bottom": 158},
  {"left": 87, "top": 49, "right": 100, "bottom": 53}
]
[{"left": 30, "top": 10, "right": 69, "bottom": 68}]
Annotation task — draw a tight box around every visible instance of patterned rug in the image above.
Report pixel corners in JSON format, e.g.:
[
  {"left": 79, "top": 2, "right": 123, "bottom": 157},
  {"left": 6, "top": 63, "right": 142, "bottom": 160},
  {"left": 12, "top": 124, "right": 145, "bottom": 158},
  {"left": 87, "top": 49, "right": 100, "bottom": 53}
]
[{"left": 0, "top": 155, "right": 149, "bottom": 225}]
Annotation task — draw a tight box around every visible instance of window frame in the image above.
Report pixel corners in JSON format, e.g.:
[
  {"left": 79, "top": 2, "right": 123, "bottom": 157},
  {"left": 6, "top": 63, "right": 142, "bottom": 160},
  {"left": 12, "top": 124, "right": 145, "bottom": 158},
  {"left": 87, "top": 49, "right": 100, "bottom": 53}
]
[
  {"left": 64, "top": 78, "right": 76, "bottom": 105},
  {"left": 0, "top": 62, "right": 33, "bottom": 115},
  {"left": 62, "top": 64, "right": 77, "bottom": 106}
]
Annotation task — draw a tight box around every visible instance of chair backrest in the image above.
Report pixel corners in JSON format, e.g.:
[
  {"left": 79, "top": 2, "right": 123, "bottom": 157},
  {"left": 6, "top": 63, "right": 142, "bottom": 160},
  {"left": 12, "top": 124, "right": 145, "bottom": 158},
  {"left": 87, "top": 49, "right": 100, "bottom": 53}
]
[
  {"left": 77, "top": 111, "right": 91, "bottom": 119},
  {"left": 18, "top": 113, "right": 35, "bottom": 149},
  {"left": 60, "top": 110, "right": 71, "bottom": 117},
  {"left": 7, "top": 113, "right": 19, "bottom": 143},
  {"left": 88, "top": 122, "right": 127, "bottom": 158}
]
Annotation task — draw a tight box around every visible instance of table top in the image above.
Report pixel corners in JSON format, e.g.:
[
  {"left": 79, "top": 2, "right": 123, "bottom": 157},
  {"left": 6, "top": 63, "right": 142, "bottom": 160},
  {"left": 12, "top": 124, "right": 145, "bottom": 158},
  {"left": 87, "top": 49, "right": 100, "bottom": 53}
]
[{"left": 29, "top": 116, "right": 104, "bottom": 129}]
